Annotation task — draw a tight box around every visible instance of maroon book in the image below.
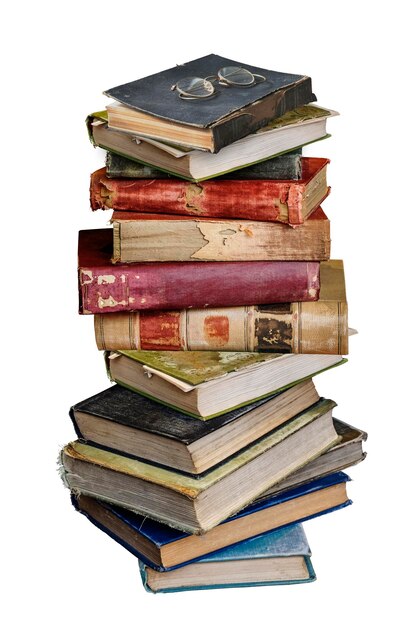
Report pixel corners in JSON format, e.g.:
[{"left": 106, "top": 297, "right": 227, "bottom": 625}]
[
  {"left": 90, "top": 158, "right": 330, "bottom": 227},
  {"left": 78, "top": 230, "right": 321, "bottom": 314}
]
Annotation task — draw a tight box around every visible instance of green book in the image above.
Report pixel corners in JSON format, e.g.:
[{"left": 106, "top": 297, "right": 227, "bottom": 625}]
[
  {"left": 60, "top": 398, "right": 339, "bottom": 534},
  {"left": 105, "top": 149, "right": 303, "bottom": 180},
  {"left": 87, "top": 105, "right": 336, "bottom": 182},
  {"left": 106, "top": 350, "right": 346, "bottom": 418}
]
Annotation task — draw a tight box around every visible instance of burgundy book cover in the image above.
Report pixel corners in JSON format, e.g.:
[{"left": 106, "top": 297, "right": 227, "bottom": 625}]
[
  {"left": 78, "top": 229, "right": 321, "bottom": 314},
  {"left": 90, "top": 157, "right": 330, "bottom": 226}
]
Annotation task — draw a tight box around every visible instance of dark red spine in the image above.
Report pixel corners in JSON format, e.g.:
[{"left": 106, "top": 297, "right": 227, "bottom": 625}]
[{"left": 78, "top": 229, "right": 320, "bottom": 314}]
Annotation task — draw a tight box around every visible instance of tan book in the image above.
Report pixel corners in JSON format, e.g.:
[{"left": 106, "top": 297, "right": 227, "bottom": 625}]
[
  {"left": 70, "top": 379, "right": 320, "bottom": 475},
  {"left": 94, "top": 260, "right": 348, "bottom": 355},
  {"left": 111, "top": 207, "right": 330, "bottom": 263},
  {"left": 71, "top": 430, "right": 358, "bottom": 570},
  {"left": 260, "top": 418, "right": 367, "bottom": 497},
  {"left": 60, "top": 398, "right": 339, "bottom": 534},
  {"left": 88, "top": 106, "right": 335, "bottom": 182},
  {"left": 106, "top": 350, "right": 345, "bottom": 419}
]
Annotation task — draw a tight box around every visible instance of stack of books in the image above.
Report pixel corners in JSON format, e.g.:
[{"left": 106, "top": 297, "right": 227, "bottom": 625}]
[{"left": 60, "top": 54, "right": 367, "bottom": 593}]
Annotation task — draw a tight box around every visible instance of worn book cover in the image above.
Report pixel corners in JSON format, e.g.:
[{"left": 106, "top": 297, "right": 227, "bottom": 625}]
[
  {"left": 138, "top": 524, "right": 315, "bottom": 592},
  {"left": 265, "top": 419, "right": 367, "bottom": 495},
  {"left": 78, "top": 229, "right": 321, "bottom": 314},
  {"left": 90, "top": 157, "right": 329, "bottom": 226},
  {"left": 60, "top": 398, "right": 339, "bottom": 533},
  {"left": 94, "top": 260, "right": 348, "bottom": 354},
  {"left": 104, "top": 54, "right": 316, "bottom": 152},
  {"left": 109, "top": 349, "right": 342, "bottom": 386},
  {"left": 111, "top": 206, "right": 331, "bottom": 263},
  {"left": 105, "top": 150, "right": 303, "bottom": 180},
  {"left": 69, "top": 379, "right": 320, "bottom": 474},
  {"left": 106, "top": 350, "right": 345, "bottom": 418},
  {"left": 72, "top": 472, "right": 350, "bottom": 571},
  {"left": 87, "top": 105, "right": 335, "bottom": 181}
]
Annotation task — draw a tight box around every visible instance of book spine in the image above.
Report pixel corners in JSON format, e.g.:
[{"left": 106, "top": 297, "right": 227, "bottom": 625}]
[
  {"left": 211, "top": 77, "right": 316, "bottom": 152},
  {"left": 105, "top": 151, "right": 303, "bottom": 180},
  {"left": 79, "top": 260, "right": 320, "bottom": 314},
  {"left": 91, "top": 158, "right": 327, "bottom": 225},
  {"left": 105, "top": 153, "right": 171, "bottom": 179},
  {"left": 94, "top": 303, "right": 348, "bottom": 354},
  {"left": 111, "top": 212, "right": 331, "bottom": 262}
]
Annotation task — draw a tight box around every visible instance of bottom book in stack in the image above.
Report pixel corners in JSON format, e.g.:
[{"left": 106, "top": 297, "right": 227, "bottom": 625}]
[
  {"left": 71, "top": 471, "right": 353, "bottom": 592},
  {"left": 60, "top": 354, "right": 366, "bottom": 592},
  {"left": 140, "top": 525, "right": 316, "bottom": 592}
]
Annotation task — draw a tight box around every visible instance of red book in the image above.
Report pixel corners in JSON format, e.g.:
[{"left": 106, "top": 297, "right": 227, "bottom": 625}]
[
  {"left": 90, "top": 157, "right": 330, "bottom": 226},
  {"left": 78, "top": 229, "right": 320, "bottom": 314}
]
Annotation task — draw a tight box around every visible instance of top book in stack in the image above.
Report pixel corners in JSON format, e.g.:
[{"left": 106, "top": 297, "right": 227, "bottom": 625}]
[{"left": 103, "top": 54, "right": 317, "bottom": 153}]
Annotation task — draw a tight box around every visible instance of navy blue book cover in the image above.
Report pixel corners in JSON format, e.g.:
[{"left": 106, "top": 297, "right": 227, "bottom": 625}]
[
  {"left": 104, "top": 54, "right": 314, "bottom": 128},
  {"left": 72, "top": 471, "right": 351, "bottom": 571}
]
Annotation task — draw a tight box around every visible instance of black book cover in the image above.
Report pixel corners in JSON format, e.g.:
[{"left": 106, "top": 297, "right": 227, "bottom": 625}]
[
  {"left": 70, "top": 384, "right": 291, "bottom": 445},
  {"left": 104, "top": 54, "right": 316, "bottom": 152}
]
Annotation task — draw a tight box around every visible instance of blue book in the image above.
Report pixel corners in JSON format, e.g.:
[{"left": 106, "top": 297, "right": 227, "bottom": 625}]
[
  {"left": 71, "top": 471, "right": 351, "bottom": 571},
  {"left": 139, "top": 524, "right": 316, "bottom": 593}
]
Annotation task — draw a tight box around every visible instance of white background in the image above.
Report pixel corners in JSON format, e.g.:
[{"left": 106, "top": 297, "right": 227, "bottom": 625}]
[{"left": 2, "top": 1, "right": 417, "bottom": 623}]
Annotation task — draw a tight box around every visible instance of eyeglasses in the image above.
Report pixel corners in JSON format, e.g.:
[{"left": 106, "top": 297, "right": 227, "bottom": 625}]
[{"left": 171, "top": 66, "right": 266, "bottom": 100}]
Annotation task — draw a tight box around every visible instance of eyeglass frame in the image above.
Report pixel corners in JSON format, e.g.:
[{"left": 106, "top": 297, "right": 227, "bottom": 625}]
[{"left": 170, "top": 66, "right": 266, "bottom": 100}]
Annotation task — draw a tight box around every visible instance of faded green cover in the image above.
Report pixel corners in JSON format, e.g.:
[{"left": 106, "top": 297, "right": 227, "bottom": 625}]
[
  {"left": 106, "top": 351, "right": 346, "bottom": 419},
  {"left": 113, "top": 350, "right": 346, "bottom": 387},
  {"left": 116, "top": 350, "right": 282, "bottom": 386},
  {"left": 62, "top": 398, "right": 336, "bottom": 499}
]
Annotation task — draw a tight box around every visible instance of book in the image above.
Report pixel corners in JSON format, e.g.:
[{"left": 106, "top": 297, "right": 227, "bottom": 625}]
[
  {"left": 105, "top": 150, "right": 303, "bottom": 181},
  {"left": 264, "top": 419, "right": 367, "bottom": 497},
  {"left": 70, "top": 379, "right": 320, "bottom": 474},
  {"left": 71, "top": 472, "right": 351, "bottom": 570},
  {"left": 90, "top": 157, "right": 329, "bottom": 226},
  {"left": 78, "top": 229, "right": 321, "bottom": 314},
  {"left": 60, "top": 397, "right": 339, "bottom": 534},
  {"left": 94, "top": 260, "right": 348, "bottom": 354},
  {"left": 104, "top": 54, "right": 316, "bottom": 153},
  {"left": 87, "top": 105, "right": 335, "bottom": 182},
  {"left": 138, "top": 524, "right": 316, "bottom": 592},
  {"left": 106, "top": 349, "right": 346, "bottom": 418},
  {"left": 111, "top": 206, "right": 331, "bottom": 263}
]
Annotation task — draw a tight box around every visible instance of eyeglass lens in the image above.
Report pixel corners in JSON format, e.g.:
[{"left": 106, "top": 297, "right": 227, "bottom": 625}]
[
  {"left": 176, "top": 77, "right": 214, "bottom": 98},
  {"left": 218, "top": 66, "right": 256, "bottom": 86}
]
